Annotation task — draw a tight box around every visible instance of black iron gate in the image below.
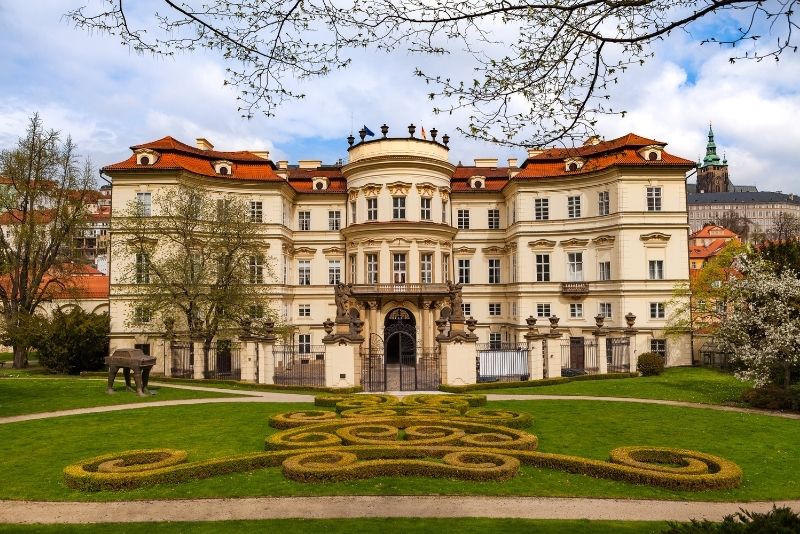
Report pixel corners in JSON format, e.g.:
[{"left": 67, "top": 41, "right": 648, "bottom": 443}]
[{"left": 360, "top": 333, "right": 440, "bottom": 391}]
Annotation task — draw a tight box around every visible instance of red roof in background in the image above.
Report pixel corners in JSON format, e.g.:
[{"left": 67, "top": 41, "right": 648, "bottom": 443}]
[
  {"left": 451, "top": 166, "right": 510, "bottom": 192},
  {"left": 287, "top": 168, "right": 347, "bottom": 193},
  {"left": 690, "top": 224, "right": 738, "bottom": 240},
  {"left": 132, "top": 136, "right": 272, "bottom": 163},
  {"left": 59, "top": 274, "right": 109, "bottom": 299},
  {"left": 526, "top": 133, "right": 665, "bottom": 160},
  {"left": 0, "top": 209, "right": 57, "bottom": 225},
  {"left": 689, "top": 239, "right": 729, "bottom": 260}
]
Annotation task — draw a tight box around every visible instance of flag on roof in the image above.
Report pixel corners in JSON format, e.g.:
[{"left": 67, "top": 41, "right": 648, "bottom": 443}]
[
  {"left": 420, "top": 126, "right": 427, "bottom": 140},
  {"left": 363, "top": 125, "right": 375, "bottom": 137}
]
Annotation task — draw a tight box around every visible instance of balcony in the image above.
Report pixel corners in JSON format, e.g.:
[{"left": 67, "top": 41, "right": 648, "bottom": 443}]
[
  {"left": 561, "top": 282, "right": 589, "bottom": 296},
  {"left": 351, "top": 283, "right": 450, "bottom": 297}
]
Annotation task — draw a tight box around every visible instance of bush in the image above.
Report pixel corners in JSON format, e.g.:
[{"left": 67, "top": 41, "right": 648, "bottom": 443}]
[
  {"left": 34, "top": 308, "right": 109, "bottom": 374},
  {"left": 742, "top": 384, "right": 800, "bottom": 411},
  {"left": 662, "top": 506, "right": 800, "bottom": 533},
  {"left": 637, "top": 352, "right": 665, "bottom": 376}
]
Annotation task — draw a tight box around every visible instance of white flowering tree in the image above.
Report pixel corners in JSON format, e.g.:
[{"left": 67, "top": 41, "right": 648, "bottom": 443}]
[{"left": 716, "top": 256, "right": 800, "bottom": 388}]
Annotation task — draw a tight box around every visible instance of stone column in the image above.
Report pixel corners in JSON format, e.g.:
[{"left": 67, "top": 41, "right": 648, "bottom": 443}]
[
  {"left": 544, "top": 316, "right": 562, "bottom": 379},
  {"left": 192, "top": 339, "right": 206, "bottom": 380},
  {"left": 593, "top": 314, "right": 608, "bottom": 375},
  {"left": 368, "top": 301, "right": 378, "bottom": 341},
  {"left": 625, "top": 312, "right": 639, "bottom": 374},
  {"left": 239, "top": 337, "right": 258, "bottom": 382},
  {"left": 524, "top": 316, "right": 543, "bottom": 381},
  {"left": 258, "top": 320, "right": 278, "bottom": 384},
  {"left": 421, "top": 300, "right": 433, "bottom": 348}
]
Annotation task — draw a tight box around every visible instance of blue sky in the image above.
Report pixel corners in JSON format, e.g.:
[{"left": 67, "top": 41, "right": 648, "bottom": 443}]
[{"left": 1, "top": 1, "right": 799, "bottom": 192}]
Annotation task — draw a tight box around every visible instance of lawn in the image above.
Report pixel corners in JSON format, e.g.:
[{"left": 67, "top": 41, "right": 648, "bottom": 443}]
[
  {"left": 1, "top": 398, "right": 797, "bottom": 502},
  {"left": 0, "top": 378, "right": 247, "bottom": 417},
  {"left": 476, "top": 367, "right": 751, "bottom": 405},
  {"left": 0, "top": 519, "right": 670, "bottom": 534}
]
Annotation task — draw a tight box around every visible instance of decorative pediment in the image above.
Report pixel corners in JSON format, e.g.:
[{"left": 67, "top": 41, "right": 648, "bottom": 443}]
[
  {"left": 126, "top": 236, "right": 158, "bottom": 247},
  {"left": 439, "top": 187, "right": 451, "bottom": 202},
  {"left": 292, "top": 246, "right": 317, "bottom": 256},
  {"left": 640, "top": 232, "right": 671, "bottom": 245},
  {"left": 346, "top": 241, "right": 358, "bottom": 250},
  {"left": 134, "top": 148, "right": 160, "bottom": 166},
  {"left": 453, "top": 246, "right": 476, "bottom": 255},
  {"left": 528, "top": 239, "right": 556, "bottom": 249},
  {"left": 481, "top": 245, "right": 507, "bottom": 255},
  {"left": 282, "top": 243, "right": 294, "bottom": 255},
  {"left": 347, "top": 190, "right": 359, "bottom": 202},
  {"left": 362, "top": 239, "right": 382, "bottom": 248},
  {"left": 322, "top": 246, "right": 345, "bottom": 256},
  {"left": 593, "top": 235, "right": 616, "bottom": 247},
  {"left": 559, "top": 238, "right": 590, "bottom": 248},
  {"left": 387, "top": 181, "right": 411, "bottom": 196},
  {"left": 439, "top": 241, "right": 452, "bottom": 248},
  {"left": 361, "top": 183, "right": 382, "bottom": 197},
  {"left": 419, "top": 239, "right": 438, "bottom": 247},
  {"left": 415, "top": 182, "right": 436, "bottom": 198},
  {"left": 390, "top": 237, "right": 412, "bottom": 246},
  {"left": 507, "top": 242, "right": 518, "bottom": 251}
]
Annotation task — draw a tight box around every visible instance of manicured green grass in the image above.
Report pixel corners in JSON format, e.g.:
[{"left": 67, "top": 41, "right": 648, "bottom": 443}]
[
  {"left": 1, "top": 398, "right": 797, "bottom": 502},
  {"left": 0, "top": 519, "right": 670, "bottom": 534},
  {"left": 151, "top": 376, "right": 327, "bottom": 396},
  {"left": 478, "top": 367, "right": 751, "bottom": 405},
  {"left": 0, "top": 378, "right": 245, "bottom": 417}
]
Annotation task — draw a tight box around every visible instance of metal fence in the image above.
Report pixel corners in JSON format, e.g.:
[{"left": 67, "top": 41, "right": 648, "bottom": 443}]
[
  {"left": 560, "top": 338, "right": 599, "bottom": 375},
  {"left": 606, "top": 337, "right": 631, "bottom": 373},
  {"left": 170, "top": 340, "right": 193, "bottom": 378},
  {"left": 699, "top": 340, "right": 731, "bottom": 370},
  {"left": 476, "top": 342, "right": 530, "bottom": 382},
  {"left": 360, "top": 346, "right": 441, "bottom": 391},
  {"left": 274, "top": 344, "right": 326, "bottom": 387},
  {"left": 204, "top": 340, "right": 241, "bottom": 380}
]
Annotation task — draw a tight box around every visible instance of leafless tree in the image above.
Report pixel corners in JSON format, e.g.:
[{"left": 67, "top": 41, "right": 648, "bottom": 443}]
[
  {"left": 713, "top": 210, "right": 752, "bottom": 241},
  {"left": 66, "top": 0, "right": 800, "bottom": 147},
  {"left": 768, "top": 211, "right": 800, "bottom": 242}
]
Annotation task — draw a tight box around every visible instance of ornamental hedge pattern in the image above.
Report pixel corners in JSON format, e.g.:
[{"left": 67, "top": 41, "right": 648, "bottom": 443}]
[{"left": 64, "top": 393, "right": 742, "bottom": 492}]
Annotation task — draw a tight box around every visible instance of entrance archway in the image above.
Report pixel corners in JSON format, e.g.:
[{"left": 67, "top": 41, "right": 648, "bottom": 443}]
[{"left": 384, "top": 308, "right": 416, "bottom": 365}]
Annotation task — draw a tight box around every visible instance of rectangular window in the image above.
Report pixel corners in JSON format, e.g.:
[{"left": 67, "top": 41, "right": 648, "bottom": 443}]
[
  {"left": 366, "top": 254, "right": 378, "bottom": 284},
  {"left": 599, "top": 261, "right": 611, "bottom": 281},
  {"left": 511, "top": 254, "right": 518, "bottom": 283},
  {"left": 511, "top": 302, "right": 518, "bottom": 317},
  {"left": 599, "top": 302, "right": 612, "bottom": 318},
  {"left": 216, "top": 198, "right": 231, "bottom": 221},
  {"left": 535, "top": 254, "right": 550, "bottom": 282},
  {"left": 249, "top": 256, "right": 264, "bottom": 284},
  {"left": 461, "top": 303, "right": 472, "bottom": 317},
  {"left": 249, "top": 305, "right": 264, "bottom": 319},
  {"left": 392, "top": 197, "right": 406, "bottom": 219},
  {"left": 420, "top": 253, "right": 433, "bottom": 284},
  {"left": 349, "top": 254, "right": 357, "bottom": 283},
  {"left": 536, "top": 303, "right": 551, "bottom": 318},
  {"left": 420, "top": 197, "right": 431, "bottom": 221},
  {"left": 570, "top": 303, "right": 583, "bottom": 318},
  {"left": 489, "top": 303, "right": 501, "bottom": 316},
  {"left": 568, "top": 252, "right": 584, "bottom": 282},
  {"left": 568, "top": 196, "right": 581, "bottom": 218},
  {"left": 328, "top": 260, "right": 341, "bottom": 285},
  {"left": 298, "top": 260, "right": 311, "bottom": 285},
  {"left": 598, "top": 191, "right": 610, "bottom": 216},
  {"left": 489, "top": 332, "right": 502, "bottom": 350},
  {"left": 442, "top": 253, "right": 450, "bottom": 282},
  {"left": 392, "top": 253, "right": 407, "bottom": 283},
  {"left": 298, "top": 304, "right": 311, "bottom": 317},
  {"left": 650, "top": 302, "right": 666, "bottom": 319},
  {"left": 133, "top": 305, "right": 151, "bottom": 324},
  {"left": 136, "top": 192, "right": 152, "bottom": 217},
  {"left": 298, "top": 334, "right": 311, "bottom": 354},
  {"left": 488, "top": 208, "right": 500, "bottom": 229},
  {"left": 648, "top": 260, "right": 664, "bottom": 280},
  {"left": 367, "top": 198, "right": 378, "bottom": 221},
  {"left": 282, "top": 255, "right": 288, "bottom": 284},
  {"left": 647, "top": 187, "right": 662, "bottom": 211},
  {"left": 135, "top": 252, "right": 149, "bottom": 284},
  {"left": 249, "top": 200, "right": 263, "bottom": 223},
  {"left": 350, "top": 201, "right": 357, "bottom": 223},
  {"left": 534, "top": 198, "right": 549, "bottom": 220},
  {"left": 488, "top": 259, "right": 501, "bottom": 284},
  {"left": 457, "top": 209, "right": 470, "bottom": 229},
  {"left": 298, "top": 211, "right": 310, "bottom": 231},
  {"left": 458, "top": 259, "right": 471, "bottom": 284},
  {"left": 328, "top": 210, "right": 341, "bottom": 231},
  {"left": 442, "top": 200, "right": 448, "bottom": 223},
  {"left": 650, "top": 339, "right": 667, "bottom": 359}
]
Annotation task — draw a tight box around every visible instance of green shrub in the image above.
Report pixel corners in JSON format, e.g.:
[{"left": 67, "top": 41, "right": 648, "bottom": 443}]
[
  {"left": 662, "top": 506, "right": 800, "bottom": 533},
  {"left": 34, "top": 308, "right": 109, "bottom": 374},
  {"left": 637, "top": 352, "right": 665, "bottom": 377},
  {"left": 742, "top": 385, "right": 800, "bottom": 411}
]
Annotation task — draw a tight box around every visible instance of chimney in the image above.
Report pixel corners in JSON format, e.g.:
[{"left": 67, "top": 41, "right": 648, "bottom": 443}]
[
  {"left": 277, "top": 160, "right": 288, "bottom": 169},
  {"left": 474, "top": 158, "right": 498, "bottom": 168},
  {"left": 507, "top": 158, "right": 518, "bottom": 168},
  {"left": 252, "top": 151, "right": 270, "bottom": 160},
  {"left": 527, "top": 148, "right": 543, "bottom": 158},
  {"left": 195, "top": 138, "right": 214, "bottom": 151},
  {"left": 298, "top": 160, "right": 322, "bottom": 169}
]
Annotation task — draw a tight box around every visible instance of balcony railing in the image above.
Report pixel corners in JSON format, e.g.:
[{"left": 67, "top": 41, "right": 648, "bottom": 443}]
[
  {"left": 561, "top": 282, "right": 589, "bottom": 295},
  {"left": 351, "top": 283, "right": 450, "bottom": 295}
]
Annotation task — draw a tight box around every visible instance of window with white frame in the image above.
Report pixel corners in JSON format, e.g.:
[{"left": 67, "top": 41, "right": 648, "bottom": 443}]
[
  {"left": 367, "top": 198, "right": 378, "bottom": 221},
  {"left": 462, "top": 303, "right": 472, "bottom": 316},
  {"left": 536, "top": 254, "right": 550, "bottom": 282},
  {"left": 216, "top": 198, "right": 231, "bottom": 221},
  {"left": 488, "top": 208, "right": 500, "bottom": 229},
  {"left": 534, "top": 198, "right": 549, "bottom": 220},
  {"left": 281, "top": 203, "right": 287, "bottom": 226},
  {"left": 511, "top": 253, "right": 518, "bottom": 283},
  {"left": 366, "top": 254, "right": 378, "bottom": 284},
  {"left": 489, "top": 332, "right": 502, "bottom": 350},
  {"left": 135, "top": 252, "right": 150, "bottom": 284},
  {"left": 648, "top": 260, "right": 664, "bottom": 280},
  {"left": 328, "top": 210, "right": 341, "bottom": 230},
  {"left": 567, "top": 196, "right": 581, "bottom": 218},
  {"left": 650, "top": 339, "right": 667, "bottom": 359},
  {"left": 136, "top": 192, "right": 152, "bottom": 216},
  {"left": 599, "top": 302, "right": 612, "bottom": 318},
  {"left": 249, "top": 256, "right": 264, "bottom": 284},
  {"left": 567, "top": 252, "right": 584, "bottom": 281},
  {"left": 599, "top": 261, "right": 611, "bottom": 281},
  {"left": 298, "top": 260, "right": 311, "bottom": 285},
  {"left": 489, "top": 303, "right": 501, "bottom": 316},
  {"left": 249, "top": 200, "right": 263, "bottom": 223},
  {"left": 488, "top": 258, "right": 501, "bottom": 284},
  {"left": 647, "top": 187, "right": 662, "bottom": 211},
  {"left": 650, "top": 302, "right": 666, "bottom": 319},
  {"left": 393, "top": 253, "right": 407, "bottom": 283},
  {"left": 458, "top": 259, "right": 471, "bottom": 284},
  {"left": 328, "top": 260, "right": 341, "bottom": 285},
  {"left": 598, "top": 191, "right": 610, "bottom": 216},
  {"left": 569, "top": 303, "right": 583, "bottom": 318},
  {"left": 298, "top": 304, "right": 311, "bottom": 317},
  {"left": 392, "top": 197, "right": 406, "bottom": 219},
  {"left": 133, "top": 305, "right": 152, "bottom": 324},
  {"left": 536, "top": 303, "right": 551, "bottom": 318},
  {"left": 420, "top": 253, "right": 433, "bottom": 284},
  {"left": 350, "top": 201, "right": 356, "bottom": 223},
  {"left": 298, "top": 211, "right": 310, "bottom": 231},
  {"left": 298, "top": 334, "right": 311, "bottom": 354},
  {"left": 282, "top": 255, "right": 288, "bottom": 284},
  {"left": 511, "top": 302, "right": 518, "bottom": 317},
  {"left": 349, "top": 254, "right": 357, "bottom": 283},
  {"left": 442, "top": 253, "right": 450, "bottom": 282},
  {"left": 457, "top": 209, "right": 470, "bottom": 229},
  {"left": 420, "top": 197, "right": 431, "bottom": 221},
  {"left": 249, "top": 305, "right": 264, "bottom": 319},
  {"left": 442, "top": 200, "right": 448, "bottom": 223}
]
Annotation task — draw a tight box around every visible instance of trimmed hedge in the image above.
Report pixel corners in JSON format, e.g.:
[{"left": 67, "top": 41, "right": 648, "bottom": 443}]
[
  {"left": 269, "top": 410, "right": 338, "bottom": 430},
  {"left": 440, "top": 372, "right": 639, "bottom": 392},
  {"left": 637, "top": 353, "right": 665, "bottom": 377}
]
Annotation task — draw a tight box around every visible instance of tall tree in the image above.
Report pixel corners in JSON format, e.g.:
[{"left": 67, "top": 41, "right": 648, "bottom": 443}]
[
  {"left": 712, "top": 210, "right": 752, "bottom": 242},
  {"left": 0, "top": 114, "right": 94, "bottom": 368},
  {"left": 67, "top": 1, "right": 799, "bottom": 146},
  {"left": 117, "top": 183, "right": 272, "bottom": 370},
  {"left": 767, "top": 212, "right": 800, "bottom": 242}
]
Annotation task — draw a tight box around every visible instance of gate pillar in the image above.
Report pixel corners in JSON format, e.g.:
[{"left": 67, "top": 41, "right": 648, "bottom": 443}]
[
  {"left": 545, "top": 316, "right": 563, "bottom": 379},
  {"left": 625, "top": 312, "right": 640, "bottom": 374},
  {"left": 593, "top": 314, "right": 608, "bottom": 375},
  {"left": 524, "top": 316, "right": 544, "bottom": 381},
  {"left": 322, "top": 337, "right": 361, "bottom": 388},
  {"left": 192, "top": 339, "right": 205, "bottom": 380}
]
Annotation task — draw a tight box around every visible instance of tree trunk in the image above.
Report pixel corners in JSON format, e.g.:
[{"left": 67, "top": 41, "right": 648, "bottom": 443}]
[{"left": 12, "top": 344, "right": 28, "bottom": 369}]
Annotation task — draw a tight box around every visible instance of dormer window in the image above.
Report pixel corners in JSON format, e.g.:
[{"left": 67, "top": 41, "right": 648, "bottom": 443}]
[
  {"left": 135, "top": 149, "right": 160, "bottom": 166},
  {"left": 565, "top": 157, "right": 585, "bottom": 172},
  {"left": 312, "top": 177, "right": 329, "bottom": 191},
  {"left": 638, "top": 145, "right": 663, "bottom": 161},
  {"left": 469, "top": 176, "right": 486, "bottom": 189},
  {"left": 212, "top": 160, "right": 233, "bottom": 175}
]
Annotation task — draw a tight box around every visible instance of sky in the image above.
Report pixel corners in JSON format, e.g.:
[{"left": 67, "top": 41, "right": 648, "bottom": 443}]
[{"left": 0, "top": 1, "right": 798, "bottom": 192}]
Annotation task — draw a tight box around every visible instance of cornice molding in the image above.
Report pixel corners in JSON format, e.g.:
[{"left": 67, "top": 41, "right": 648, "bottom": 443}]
[{"left": 528, "top": 239, "right": 557, "bottom": 249}]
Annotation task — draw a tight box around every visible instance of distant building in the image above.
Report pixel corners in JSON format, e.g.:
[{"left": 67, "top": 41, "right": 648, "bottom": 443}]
[{"left": 688, "top": 224, "right": 738, "bottom": 272}]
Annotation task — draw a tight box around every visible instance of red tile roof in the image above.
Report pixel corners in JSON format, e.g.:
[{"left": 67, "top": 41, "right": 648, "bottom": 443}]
[
  {"left": 450, "top": 166, "right": 510, "bottom": 192},
  {"left": 689, "top": 239, "right": 729, "bottom": 260},
  {"left": 689, "top": 224, "right": 738, "bottom": 240}
]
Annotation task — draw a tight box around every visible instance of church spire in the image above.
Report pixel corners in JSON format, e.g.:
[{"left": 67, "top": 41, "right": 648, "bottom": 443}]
[{"left": 702, "top": 123, "right": 722, "bottom": 167}]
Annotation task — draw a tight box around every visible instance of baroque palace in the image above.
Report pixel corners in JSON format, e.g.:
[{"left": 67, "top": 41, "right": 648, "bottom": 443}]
[{"left": 103, "top": 127, "right": 693, "bottom": 390}]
